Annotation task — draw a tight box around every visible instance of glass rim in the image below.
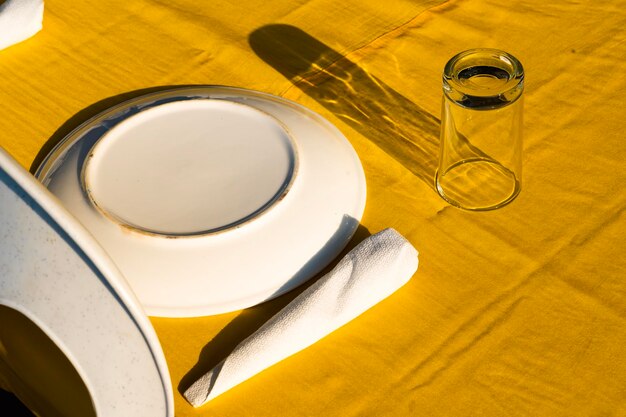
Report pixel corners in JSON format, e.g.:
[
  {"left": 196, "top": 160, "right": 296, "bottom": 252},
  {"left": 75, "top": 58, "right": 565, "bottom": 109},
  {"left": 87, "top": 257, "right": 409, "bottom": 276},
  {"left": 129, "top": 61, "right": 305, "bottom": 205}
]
[{"left": 443, "top": 48, "right": 524, "bottom": 100}]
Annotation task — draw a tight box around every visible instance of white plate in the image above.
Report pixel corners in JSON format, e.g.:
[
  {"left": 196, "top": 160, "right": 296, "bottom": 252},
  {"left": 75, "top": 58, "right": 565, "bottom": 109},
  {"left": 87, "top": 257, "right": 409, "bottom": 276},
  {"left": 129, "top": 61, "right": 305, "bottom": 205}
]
[
  {"left": 0, "top": 148, "right": 173, "bottom": 416},
  {"left": 36, "top": 86, "right": 366, "bottom": 317}
]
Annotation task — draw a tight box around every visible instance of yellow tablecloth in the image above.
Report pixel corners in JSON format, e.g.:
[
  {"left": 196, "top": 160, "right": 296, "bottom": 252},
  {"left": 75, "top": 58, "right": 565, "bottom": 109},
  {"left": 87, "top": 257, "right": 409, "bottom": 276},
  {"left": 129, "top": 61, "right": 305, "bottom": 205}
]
[{"left": 2, "top": 0, "right": 625, "bottom": 415}]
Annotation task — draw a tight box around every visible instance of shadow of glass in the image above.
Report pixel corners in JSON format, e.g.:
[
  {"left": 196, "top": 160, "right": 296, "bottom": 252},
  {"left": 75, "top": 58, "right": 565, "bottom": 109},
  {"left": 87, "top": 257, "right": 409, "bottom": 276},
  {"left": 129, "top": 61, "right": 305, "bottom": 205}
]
[
  {"left": 249, "top": 24, "right": 441, "bottom": 188},
  {"left": 178, "top": 222, "right": 371, "bottom": 395}
]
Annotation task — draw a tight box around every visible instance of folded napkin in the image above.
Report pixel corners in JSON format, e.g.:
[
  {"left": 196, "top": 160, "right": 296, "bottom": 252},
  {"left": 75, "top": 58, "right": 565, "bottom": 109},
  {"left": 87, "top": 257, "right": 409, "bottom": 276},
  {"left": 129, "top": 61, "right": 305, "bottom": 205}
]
[
  {"left": 0, "top": 0, "right": 44, "bottom": 51},
  {"left": 184, "top": 228, "right": 418, "bottom": 407}
]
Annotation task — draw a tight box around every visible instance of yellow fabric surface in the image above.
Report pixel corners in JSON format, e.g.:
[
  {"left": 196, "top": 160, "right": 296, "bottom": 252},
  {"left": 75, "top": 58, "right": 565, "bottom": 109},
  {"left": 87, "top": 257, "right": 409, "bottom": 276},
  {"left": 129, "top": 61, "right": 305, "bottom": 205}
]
[{"left": 1, "top": 0, "right": 626, "bottom": 415}]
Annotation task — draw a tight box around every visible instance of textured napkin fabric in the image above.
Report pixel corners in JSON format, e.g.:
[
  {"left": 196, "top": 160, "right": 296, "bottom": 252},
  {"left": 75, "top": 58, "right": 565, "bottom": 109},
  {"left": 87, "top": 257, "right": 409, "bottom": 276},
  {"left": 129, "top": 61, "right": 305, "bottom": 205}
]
[
  {"left": 0, "top": 0, "right": 43, "bottom": 51},
  {"left": 184, "top": 228, "right": 418, "bottom": 407}
]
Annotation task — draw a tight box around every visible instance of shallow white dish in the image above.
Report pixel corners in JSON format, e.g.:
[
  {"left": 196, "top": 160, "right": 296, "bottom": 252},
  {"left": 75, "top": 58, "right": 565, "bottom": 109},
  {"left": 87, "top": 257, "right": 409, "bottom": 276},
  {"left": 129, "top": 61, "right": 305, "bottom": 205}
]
[
  {"left": 0, "top": 147, "right": 173, "bottom": 416},
  {"left": 36, "top": 86, "right": 366, "bottom": 317}
]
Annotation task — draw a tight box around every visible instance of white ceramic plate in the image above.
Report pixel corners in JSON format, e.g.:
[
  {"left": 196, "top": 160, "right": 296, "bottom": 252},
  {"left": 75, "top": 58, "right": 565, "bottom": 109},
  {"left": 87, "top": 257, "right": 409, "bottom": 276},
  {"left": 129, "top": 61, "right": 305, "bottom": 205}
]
[
  {"left": 36, "top": 86, "right": 366, "bottom": 317},
  {"left": 0, "top": 148, "right": 173, "bottom": 416}
]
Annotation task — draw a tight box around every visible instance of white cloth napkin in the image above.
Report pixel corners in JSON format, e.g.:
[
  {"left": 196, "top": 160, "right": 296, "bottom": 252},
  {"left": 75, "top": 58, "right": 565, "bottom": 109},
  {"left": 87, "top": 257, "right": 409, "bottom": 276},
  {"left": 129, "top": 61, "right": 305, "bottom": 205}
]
[
  {"left": 184, "top": 228, "right": 419, "bottom": 407},
  {"left": 0, "top": 0, "right": 44, "bottom": 51}
]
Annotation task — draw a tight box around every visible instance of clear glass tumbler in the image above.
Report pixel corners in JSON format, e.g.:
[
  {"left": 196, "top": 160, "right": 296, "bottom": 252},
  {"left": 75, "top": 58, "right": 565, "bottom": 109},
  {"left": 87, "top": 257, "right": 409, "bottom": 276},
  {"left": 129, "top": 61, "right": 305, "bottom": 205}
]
[{"left": 436, "top": 48, "right": 524, "bottom": 210}]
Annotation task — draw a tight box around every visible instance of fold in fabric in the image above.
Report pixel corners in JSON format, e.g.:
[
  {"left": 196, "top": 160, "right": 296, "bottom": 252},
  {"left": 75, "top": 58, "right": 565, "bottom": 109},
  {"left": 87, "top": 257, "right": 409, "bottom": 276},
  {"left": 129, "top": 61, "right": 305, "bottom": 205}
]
[
  {"left": 184, "top": 228, "right": 419, "bottom": 407},
  {"left": 0, "top": 0, "right": 44, "bottom": 51}
]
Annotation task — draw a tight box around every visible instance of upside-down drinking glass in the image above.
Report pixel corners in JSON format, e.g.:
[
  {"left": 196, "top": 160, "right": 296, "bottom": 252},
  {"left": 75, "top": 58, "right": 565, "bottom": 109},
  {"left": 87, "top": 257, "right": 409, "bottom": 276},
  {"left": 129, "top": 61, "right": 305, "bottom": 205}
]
[{"left": 436, "top": 48, "right": 524, "bottom": 210}]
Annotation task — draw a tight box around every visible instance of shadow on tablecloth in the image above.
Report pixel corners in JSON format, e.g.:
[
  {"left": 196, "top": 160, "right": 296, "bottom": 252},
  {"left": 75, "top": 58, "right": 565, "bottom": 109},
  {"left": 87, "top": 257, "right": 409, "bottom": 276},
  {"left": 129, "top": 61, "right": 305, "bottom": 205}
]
[{"left": 249, "top": 24, "right": 441, "bottom": 189}]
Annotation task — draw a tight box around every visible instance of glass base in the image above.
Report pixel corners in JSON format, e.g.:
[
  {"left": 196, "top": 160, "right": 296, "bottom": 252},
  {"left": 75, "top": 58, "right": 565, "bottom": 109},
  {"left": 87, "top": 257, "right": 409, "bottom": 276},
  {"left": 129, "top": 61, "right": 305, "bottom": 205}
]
[{"left": 435, "top": 157, "right": 520, "bottom": 211}]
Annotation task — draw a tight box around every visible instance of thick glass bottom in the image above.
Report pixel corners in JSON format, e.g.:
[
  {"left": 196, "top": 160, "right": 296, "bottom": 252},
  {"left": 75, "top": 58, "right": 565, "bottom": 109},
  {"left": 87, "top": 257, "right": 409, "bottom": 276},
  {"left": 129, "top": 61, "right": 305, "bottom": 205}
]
[{"left": 436, "top": 157, "right": 520, "bottom": 211}]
